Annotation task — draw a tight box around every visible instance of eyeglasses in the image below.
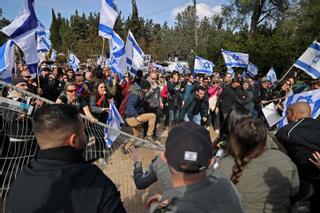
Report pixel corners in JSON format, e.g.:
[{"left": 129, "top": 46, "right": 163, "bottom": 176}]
[
  {"left": 24, "top": 76, "right": 32, "bottom": 79},
  {"left": 67, "top": 89, "right": 77, "bottom": 93}
]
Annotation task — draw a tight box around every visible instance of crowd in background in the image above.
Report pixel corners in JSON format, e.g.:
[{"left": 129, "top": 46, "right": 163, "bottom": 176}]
[{"left": 2, "top": 61, "right": 320, "bottom": 213}]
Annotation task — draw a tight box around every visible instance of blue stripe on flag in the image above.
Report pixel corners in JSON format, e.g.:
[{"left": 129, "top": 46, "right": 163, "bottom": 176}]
[
  {"left": 113, "top": 47, "right": 125, "bottom": 58},
  {"left": 42, "top": 37, "right": 51, "bottom": 49},
  {"left": 112, "top": 33, "right": 123, "bottom": 46},
  {"left": 27, "top": 63, "right": 38, "bottom": 75},
  {"left": 99, "top": 24, "right": 113, "bottom": 35},
  {"left": 310, "top": 42, "right": 320, "bottom": 52},
  {"left": 105, "top": 0, "right": 114, "bottom": 8},
  {"left": 225, "top": 62, "right": 248, "bottom": 67},
  {"left": 11, "top": 0, "right": 38, "bottom": 38},
  {"left": 312, "top": 98, "right": 320, "bottom": 115},
  {"left": 111, "top": 66, "right": 124, "bottom": 79},
  {"left": 131, "top": 67, "right": 137, "bottom": 75},
  {"left": 128, "top": 35, "right": 143, "bottom": 56},
  {"left": 126, "top": 58, "right": 132, "bottom": 65},
  {"left": 295, "top": 60, "right": 320, "bottom": 78},
  {"left": 278, "top": 95, "right": 295, "bottom": 128},
  {"left": 36, "top": 31, "right": 46, "bottom": 37},
  {"left": 194, "top": 69, "right": 213, "bottom": 74}
]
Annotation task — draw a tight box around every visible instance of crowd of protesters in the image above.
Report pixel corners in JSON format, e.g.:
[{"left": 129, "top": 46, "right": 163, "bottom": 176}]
[{"left": 2, "top": 61, "right": 320, "bottom": 213}]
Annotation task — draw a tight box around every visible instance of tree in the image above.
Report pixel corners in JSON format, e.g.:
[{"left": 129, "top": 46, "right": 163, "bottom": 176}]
[
  {"left": 233, "top": 0, "right": 290, "bottom": 36},
  {"left": 50, "top": 9, "right": 62, "bottom": 51},
  {"left": 0, "top": 18, "right": 10, "bottom": 45}
]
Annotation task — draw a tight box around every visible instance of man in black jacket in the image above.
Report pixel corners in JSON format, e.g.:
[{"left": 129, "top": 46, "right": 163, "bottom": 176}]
[
  {"left": 276, "top": 102, "right": 320, "bottom": 178},
  {"left": 7, "top": 104, "right": 126, "bottom": 213},
  {"left": 180, "top": 86, "right": 208, "bottom": 126},
  {"left": 276, "top": 102, "right": 320, "bottom": 212},
  {"left": 217, "top": 79, "right": 240, "bottom": 122}
]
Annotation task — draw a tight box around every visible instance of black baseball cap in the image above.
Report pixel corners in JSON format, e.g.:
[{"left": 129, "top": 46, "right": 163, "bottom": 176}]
[{"left": 165, "top": 122, "right": 213, "bottom": 173}]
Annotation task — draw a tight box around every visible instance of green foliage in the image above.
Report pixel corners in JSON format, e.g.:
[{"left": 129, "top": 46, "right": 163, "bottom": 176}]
[
  {"left": 0, "top": 18, "right": 10, "bottom": 45},
  {"left": 42, "top": 0, "right": 319, "bottom": 77}
]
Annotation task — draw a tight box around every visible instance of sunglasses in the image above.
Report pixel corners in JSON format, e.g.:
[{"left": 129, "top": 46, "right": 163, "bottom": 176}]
[
  {"left": 67, "top": 89, "right": 77, "bottom": 93},
  {"left": 24, "top": 76, "right": 32, "bottom": 79}
]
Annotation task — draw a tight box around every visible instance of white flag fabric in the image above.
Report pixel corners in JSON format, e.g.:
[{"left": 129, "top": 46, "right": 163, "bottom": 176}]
[
  {"left": 50, "top": 49, "right": 57, "bottom": 61},
  {"left": 68, "top": 51, "right": 80, "bottom": 71},
  {"left": 99, "top": 0, "right": 118, "bottom": 39},
  {"left": 294, "top": 40, "right": 320, "bottom": 79},
  {"left": 1, "top": 0, "right": 39, "bottom": 76},
  {"left": 266, "top": 67, "right": 277, "bottom": 84},
  {"left": 194, "top": 56, "right": 214, "bottom": 75},
  {"left": 36, "top": 21, "right": 50, "bottom": 53},
  {"left": 109, "top": 31, "right": 126, "bottom": 78},
  {"left": 104, "top": 101, "right": 124, "bottom": 148},
  {"left": 247, "top": 62, "right": 258, "bottom": 77},
  {"left": 227, "top": 66, "right": 235, "bottom": 76},
  {"left": 37, "top": 37, "right": 51, "bottom": 53},
  {"left": 125, "top": 30, "right": 144, "bottom": 76},
  {"left": 0, "top": 40, "right": 15, "bottom": 82},
  {"left": 175, "top": 62, "right": 190, "bottom": 74},
  {"left": 278, "top": 89, "right": 320, "bottom": 128},
  {"left": 221, "top": 49, "right": 249, "bottom": 68}
]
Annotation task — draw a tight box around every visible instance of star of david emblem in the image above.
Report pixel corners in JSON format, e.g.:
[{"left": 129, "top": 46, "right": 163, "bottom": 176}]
[
  {"left": 203, "top": 62, "right": 211, "bottom": 69},
  {"left": 110, "top": 56, "right": 118, "bottom": 65},
  {"left": 232, "top": 54, "right": 240, "bottom": 61},
  {"left": 296, "top": 95, "right": 313, "bottom": 104},
  {"left": 312, "top": 54, "right": 320, "bottom": 64}
]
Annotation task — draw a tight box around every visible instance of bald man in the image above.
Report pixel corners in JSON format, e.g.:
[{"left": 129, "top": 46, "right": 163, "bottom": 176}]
[{"left": 276, "top": 102, "right": 320, "bottom": 177}]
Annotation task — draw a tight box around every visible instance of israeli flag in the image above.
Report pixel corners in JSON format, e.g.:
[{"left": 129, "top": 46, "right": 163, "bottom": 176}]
[
  {"left": 104, "top": 100, "right": 124, "bottom": 148},
  {"left": 68, "top": 51, "right": 80, "bottom": 71},
  {"left": 266, "top": 67, "right": 277, "bottom": 84},
  {"left": 227, "top": 66, "right": 235, "bottom": 76},
  {"left": 50, "top": 49, "right": 57, "bottom": 61},
  {"left": 0, "top": 40, "right": 15, "bottom": 82},
  {"left": 294, "top": 40, "right": 320, "bottom": 79},
  {"left": 36, "top": 21, "right": 50, "bottom": 52},
  {"left": 97, "top": 55, "right": 103, "bottom": 65},
  {"left": 37, "top": 36, "right": 51, "bottom": 53},
  {"left": 125, "top": 30, "right": 144, "bottom": 76},
  {"left": 176, "top": 62, "right": 190, "bottom": 74},
  {"left": 194, "top": 56, "right": 214, "bottom": 75},
  {"left": 221, "top": 49, "right": 249, "bottom": 68},
  {"left": 99, "top": 0, "right": 118, "bottom": 39},
  {"left": 109, "top": 31, "right": 126, "bottom": 78},
  {"left": 278, "top": 88, "right": 320, "bottom": 128},
  {"left": 247, "top": 62, "right": 258, "bottom": 77},
  {"left": 1, "top": 0, "right": 39, "bottom": 76}
]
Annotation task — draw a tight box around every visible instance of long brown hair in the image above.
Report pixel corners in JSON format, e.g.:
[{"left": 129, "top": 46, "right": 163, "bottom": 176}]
[
  {"left": 92, "top": 80, "right": 107, "bottom": 98},
  {"left": 228, "top": 118, "right": 267, "bottom": 184}
]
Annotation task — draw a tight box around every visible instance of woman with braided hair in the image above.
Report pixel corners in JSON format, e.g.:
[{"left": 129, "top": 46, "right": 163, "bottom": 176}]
[{"left": 216, "top": 118, "right": 300, "bottom": 213}]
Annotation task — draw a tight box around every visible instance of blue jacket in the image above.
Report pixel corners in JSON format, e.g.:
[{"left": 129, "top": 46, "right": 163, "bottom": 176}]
[{"left": 125, "top": 84, "right": 146, "bottom": 118}]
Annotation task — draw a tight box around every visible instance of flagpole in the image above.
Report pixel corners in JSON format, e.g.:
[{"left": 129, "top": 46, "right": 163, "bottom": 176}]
[
  {"left": 36, "top": 64, "right": 41, "bottom": 89},
  {"left": 101, "top": 38, "right": 105, "bottom": 67},
  {"left": 274, "top": 65, "right": 294, "bottom": 88}
]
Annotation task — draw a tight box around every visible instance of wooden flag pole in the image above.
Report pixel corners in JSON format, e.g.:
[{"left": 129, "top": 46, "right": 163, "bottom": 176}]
[{"left": 274, "top": 65, "right": 295, "bottom": 88}]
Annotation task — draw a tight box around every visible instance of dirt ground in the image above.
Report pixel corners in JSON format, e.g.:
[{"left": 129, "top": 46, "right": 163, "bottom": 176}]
[{"left": 99, "top": 124, "right": 217, "bottom": 213}]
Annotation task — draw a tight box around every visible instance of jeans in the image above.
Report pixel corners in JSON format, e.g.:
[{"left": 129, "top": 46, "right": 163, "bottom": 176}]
[
  {"left": 169, "top": 109, "right": 180, "bottom": 123},
  {"left": 184, "top": 113, "right": 201, "bottom": 125}
]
